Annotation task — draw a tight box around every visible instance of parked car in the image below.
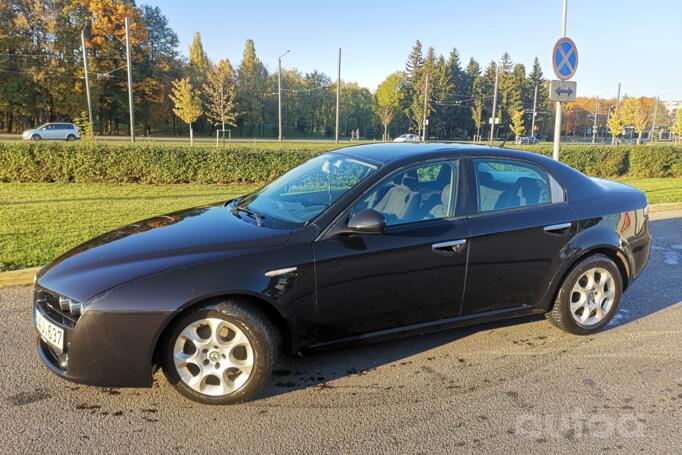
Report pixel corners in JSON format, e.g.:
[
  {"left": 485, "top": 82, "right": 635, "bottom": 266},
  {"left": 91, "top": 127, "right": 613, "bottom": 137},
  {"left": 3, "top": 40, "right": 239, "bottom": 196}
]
[
  {"left": 34, "top": 143, "right": 651, "bottom": 404},
  {"left": 22, "top": 123, "right": 80, "bottom": 141},
  {"left": 515, "top": 136, "right": 540, "bottom": 145},
  {"left": 393, "top": 133, "right": 420, "bottom": 143}
]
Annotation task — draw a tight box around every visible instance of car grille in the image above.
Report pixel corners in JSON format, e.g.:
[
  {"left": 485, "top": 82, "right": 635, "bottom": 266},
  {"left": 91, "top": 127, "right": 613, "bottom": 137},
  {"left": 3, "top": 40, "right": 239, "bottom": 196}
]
[{"left": 34, "top": 288, "right": 78, "bottom": 328}]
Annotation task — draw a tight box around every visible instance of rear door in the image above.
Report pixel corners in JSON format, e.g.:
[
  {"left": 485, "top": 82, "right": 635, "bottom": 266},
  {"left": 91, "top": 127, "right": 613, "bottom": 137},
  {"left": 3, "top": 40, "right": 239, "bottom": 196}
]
[{"left": 461, "top": 157, "right": 576, "bottom": 315}]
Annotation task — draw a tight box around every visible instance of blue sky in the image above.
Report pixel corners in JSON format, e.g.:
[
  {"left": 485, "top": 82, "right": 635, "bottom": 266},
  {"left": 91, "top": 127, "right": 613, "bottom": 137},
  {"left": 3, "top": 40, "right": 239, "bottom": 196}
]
[{"left": 145, "top": 0, "right": 682, "bottom": 100}]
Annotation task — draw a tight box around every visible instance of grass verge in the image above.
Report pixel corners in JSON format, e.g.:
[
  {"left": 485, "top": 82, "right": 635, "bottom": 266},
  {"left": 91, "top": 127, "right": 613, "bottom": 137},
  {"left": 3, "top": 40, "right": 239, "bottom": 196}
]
[
  {"left": 0, "top": 183, "right": 258, "bottom": 271},
  {"left": 1, "top": 178, "right": 681, "bottom": 272}
]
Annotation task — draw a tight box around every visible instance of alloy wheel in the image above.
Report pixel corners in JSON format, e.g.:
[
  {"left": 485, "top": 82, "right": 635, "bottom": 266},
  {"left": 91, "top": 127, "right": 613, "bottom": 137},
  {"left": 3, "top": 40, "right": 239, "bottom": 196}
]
[
  {"left": 569, "top": 267, "right": 616, "bottom": 327},
  {"left": 172, "top": 317, "right": 254, "bottom": 396}
]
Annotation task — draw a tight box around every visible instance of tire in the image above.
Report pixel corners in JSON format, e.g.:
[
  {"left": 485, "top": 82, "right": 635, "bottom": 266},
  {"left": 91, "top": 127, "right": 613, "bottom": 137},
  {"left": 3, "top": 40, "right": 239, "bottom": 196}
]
[
  {"left": 66, "top": 134, "right": 76, "bottom": 141},
  {"left": 31, "top": 134, "right": 41, "bottom": 141},
  {"left": 161, "top": 299, "right": 279, "bottom": 405},
  {"left": 546, "top": 254, "right": 623, "bottom": 335}
]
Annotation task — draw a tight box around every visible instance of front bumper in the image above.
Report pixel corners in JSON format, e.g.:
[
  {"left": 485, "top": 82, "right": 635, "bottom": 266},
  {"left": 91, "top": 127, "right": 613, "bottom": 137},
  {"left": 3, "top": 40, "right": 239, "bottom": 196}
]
[{"left": 34, "top": 289, "right": 171, "bottom": 388}]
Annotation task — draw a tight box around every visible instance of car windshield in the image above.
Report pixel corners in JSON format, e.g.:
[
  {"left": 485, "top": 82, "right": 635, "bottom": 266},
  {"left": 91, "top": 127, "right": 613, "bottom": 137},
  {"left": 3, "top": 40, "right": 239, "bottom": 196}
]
[{"left": 234, "top": 153, "right": 378, "bottom": 228}]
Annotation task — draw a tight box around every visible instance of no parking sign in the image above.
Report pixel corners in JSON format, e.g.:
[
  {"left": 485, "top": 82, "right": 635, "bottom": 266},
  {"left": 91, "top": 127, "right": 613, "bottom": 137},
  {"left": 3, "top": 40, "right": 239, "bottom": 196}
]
[{"left": 552, "top": 37, "right": 578, "bottom": 80}]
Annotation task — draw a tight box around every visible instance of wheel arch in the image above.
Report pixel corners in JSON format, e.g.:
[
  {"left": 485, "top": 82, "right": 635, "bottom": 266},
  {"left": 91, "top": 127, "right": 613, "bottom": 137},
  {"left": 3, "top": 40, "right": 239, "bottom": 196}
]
[
  {"left": 151, "top": 292, "right": 293, "bottom": 371},
  {"left": 544, "top": 245, "right": 630, "bottom": 312}
]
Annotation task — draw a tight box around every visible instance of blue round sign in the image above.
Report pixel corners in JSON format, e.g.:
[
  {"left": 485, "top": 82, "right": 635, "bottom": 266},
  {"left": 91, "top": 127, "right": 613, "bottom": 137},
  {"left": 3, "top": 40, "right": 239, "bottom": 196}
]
[{"left": 552, "top": 37, "right": 578, "bottom": 80}]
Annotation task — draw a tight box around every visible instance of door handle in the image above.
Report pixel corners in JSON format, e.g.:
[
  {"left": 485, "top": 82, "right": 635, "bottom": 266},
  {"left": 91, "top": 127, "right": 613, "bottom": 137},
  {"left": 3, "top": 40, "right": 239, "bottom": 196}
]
[
  {"left": 432, "top": 239, "right": 467, "bottom": 255},
  {"left": 543, "top": 222, "right": 572, "bottom": 233}
]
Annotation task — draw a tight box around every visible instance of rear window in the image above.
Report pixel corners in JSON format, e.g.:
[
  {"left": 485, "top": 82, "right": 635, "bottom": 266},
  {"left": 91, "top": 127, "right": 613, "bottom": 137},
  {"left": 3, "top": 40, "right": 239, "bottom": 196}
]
[{"left": 474, "top": 159, "right": 552, "bottom": 212}]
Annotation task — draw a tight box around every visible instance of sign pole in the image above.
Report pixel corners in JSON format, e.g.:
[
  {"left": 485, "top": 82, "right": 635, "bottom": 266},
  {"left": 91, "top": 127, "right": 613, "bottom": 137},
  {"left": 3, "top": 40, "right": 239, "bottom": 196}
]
[{"left": 552, "top": 0, "right": 568, "bottom": 161}]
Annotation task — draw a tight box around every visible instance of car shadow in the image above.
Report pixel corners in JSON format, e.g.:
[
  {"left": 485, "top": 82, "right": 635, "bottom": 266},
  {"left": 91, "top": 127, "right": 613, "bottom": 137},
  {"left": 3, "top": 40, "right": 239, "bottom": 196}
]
[
  {"left": 257, "top": 214, "right": 682, "bottom": 401},
  {"left": 257, "top": 314, "right": 544, "bottom": 400}
]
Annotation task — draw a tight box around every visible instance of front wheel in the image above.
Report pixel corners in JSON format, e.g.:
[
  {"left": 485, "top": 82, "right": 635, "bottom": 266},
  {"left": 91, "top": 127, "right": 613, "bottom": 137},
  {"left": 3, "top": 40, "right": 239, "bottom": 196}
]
[
  {"left": 162, "top": 299, "right": 278, "bottom": 404},
  {"left": 546, "top": 254, "right": 623, "bottom": 335},
  {"left": 31, "top": 134, "right": 41, "bottom": 141}
]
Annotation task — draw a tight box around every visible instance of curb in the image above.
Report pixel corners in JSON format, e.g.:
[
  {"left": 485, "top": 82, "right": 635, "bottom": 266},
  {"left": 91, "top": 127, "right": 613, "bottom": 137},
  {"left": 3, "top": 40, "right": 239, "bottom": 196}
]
[
  {"left": 2, "top": 203, "right": 681, "bottom": 288},
  {"left": 0, "top": 267, "right": 40, "bottom": 289}
]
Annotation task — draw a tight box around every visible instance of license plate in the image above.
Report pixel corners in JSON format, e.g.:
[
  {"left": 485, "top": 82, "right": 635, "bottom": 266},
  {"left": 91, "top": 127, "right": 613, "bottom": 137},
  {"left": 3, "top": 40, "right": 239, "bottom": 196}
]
[{"left": 35, "top": 308, "right": 64, "bottom": 352}]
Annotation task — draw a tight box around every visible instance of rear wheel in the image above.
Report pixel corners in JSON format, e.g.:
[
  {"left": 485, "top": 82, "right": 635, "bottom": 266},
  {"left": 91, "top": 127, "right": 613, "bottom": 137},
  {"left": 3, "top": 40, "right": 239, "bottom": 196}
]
[
  {"left": 162, "top": 299, "right": 278, "bottom": 404},
  {"left": 31, "top": 134, "right": 41, "bottom": 141},
  {"left": 546, "top": 254, "right": 623, "bottom": 335},
  {"left": 66, "top": 134, "right": 76, "bottom": 141}
]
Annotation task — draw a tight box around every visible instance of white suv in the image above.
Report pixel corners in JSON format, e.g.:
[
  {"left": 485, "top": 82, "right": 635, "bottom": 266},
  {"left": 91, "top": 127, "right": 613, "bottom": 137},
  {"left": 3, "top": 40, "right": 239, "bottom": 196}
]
[{"left": 22, "top": 123, "right": 81, "bottom": 141}]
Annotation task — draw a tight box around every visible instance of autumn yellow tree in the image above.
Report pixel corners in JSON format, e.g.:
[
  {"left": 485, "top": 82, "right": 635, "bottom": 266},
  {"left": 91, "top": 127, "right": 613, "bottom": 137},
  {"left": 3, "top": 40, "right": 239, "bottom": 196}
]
[
  {"left": 203, "top": 59, "right": 238, "bottom": 134},
  {"left": 510, "top": 109, "right": 525, "bottom": 142},
  {"left": 607, "top": 109, "right": 625, "bottom": 143},
  {"left": 170, "top": 78, "right": 202, "bottom": 145},
  {"left": 620, "top": 97, "right": 652, "bottom": 144}
]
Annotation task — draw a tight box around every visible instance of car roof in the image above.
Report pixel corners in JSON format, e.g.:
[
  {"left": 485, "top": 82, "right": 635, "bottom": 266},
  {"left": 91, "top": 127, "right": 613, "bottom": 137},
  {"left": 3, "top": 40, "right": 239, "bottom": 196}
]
[{"left": 334, "top": 142, "right": 549, "bottom": 165}]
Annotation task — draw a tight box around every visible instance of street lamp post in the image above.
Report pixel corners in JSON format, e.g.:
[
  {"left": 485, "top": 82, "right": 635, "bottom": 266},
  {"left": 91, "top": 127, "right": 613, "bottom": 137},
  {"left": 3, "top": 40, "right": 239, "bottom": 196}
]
[{"left": 278, "top": 50, "right": 290, "bottom": 142}]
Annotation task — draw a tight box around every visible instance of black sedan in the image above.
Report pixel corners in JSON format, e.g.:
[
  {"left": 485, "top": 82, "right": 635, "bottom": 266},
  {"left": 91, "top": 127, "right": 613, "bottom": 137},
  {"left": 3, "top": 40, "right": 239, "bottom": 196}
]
[{"left": 33, "top": 144, "right": 651, "bottom": 404}]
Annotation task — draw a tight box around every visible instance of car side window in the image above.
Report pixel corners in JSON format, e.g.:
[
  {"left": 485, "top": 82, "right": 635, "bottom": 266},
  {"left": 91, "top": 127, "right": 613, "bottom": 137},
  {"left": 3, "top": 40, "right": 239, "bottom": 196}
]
[
  {"left": 474, "top": 159, "right": 554, "bottom": 213},
  {"left": 352, "top": 160, "right": 458, "bottom": 226}
]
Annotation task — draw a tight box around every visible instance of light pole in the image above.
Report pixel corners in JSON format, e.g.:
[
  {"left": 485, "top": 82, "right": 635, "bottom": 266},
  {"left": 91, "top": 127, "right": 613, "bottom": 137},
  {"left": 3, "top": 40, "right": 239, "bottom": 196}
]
[
  {"left": 124, "top": 17, "right": 135, "bottom": 142},
  {"left": 489, "top": 65, "right": 499, "bottom": 144},
  {"left": 277, "top": 50, "right": 290, "bottom": 142},
  {"left": 81, "top": 26, "right": 94, "bottom": 139},
  {"left": 422, "top": 75, "right": 429, "bottom": 142},
  {"left": 335, "top": 48, "right": 341, "bottom": 144},
  {"left": 592, "top": 97, "right": 599, "bottom": 143},
  {"left": 531, "top": 83, "right": 538, "bottom": 138}
]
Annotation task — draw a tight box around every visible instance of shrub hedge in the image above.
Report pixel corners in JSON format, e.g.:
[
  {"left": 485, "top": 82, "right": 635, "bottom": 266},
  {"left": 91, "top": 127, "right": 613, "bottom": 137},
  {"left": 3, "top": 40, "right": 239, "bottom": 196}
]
[{"left": 0, "top": 141, "right": 680, "bottom": 184}]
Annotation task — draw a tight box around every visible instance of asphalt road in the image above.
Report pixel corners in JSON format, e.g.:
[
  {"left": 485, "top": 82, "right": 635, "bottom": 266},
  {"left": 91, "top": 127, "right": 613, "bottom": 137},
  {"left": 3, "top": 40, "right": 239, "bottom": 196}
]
[{"left": 1, "top": 212, "right": 681, "bottom": 454}]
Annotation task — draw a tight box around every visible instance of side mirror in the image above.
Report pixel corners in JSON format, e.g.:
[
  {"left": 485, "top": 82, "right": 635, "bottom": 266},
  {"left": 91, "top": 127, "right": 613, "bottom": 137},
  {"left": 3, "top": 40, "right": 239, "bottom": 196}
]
[{"left": 347, "top": 209, "right": 385, "bottom": 234}]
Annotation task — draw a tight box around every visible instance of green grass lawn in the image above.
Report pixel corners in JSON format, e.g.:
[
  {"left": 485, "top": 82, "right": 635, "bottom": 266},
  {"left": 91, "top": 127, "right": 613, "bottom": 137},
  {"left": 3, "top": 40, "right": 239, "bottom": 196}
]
[
  {"left": 1, "top": 178, "right": 681, "bottom": 271},
  {"left": 617, "top": 178, "right": 682, "bottom": 204},
  {"left": 0, "top": 183, "right": 258, "bottom": 271}
]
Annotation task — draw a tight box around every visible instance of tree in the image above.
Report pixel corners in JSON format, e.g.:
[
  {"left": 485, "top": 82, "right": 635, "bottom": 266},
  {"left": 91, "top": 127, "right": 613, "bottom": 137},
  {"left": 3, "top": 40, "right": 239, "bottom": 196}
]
[
  {"left": 236, "top": 39, "right": 268, "bottom": 136},
  {"left": 620, "top": 97, "right": 651, "bottom": 144},
  {"left": 607, "top": 109, "right": 625, "bottom": 142},
  {"left": 170, "top": 78, "right": 202, "bottom": 145},
  {"left": 188, "top": 32, "right": 211, "bottom": 89},
  {"left": 138, "top": 5, "right": 181, "bottom": 134},
  {"left": 375, "top": 72, "right": 403, "bottom": 141},
  {"left": 510, "top": 109, "right": 525, "bottom": 142},
  {"left": 404, "top": 40, "right": 423, "bottom": 85},
  {"left": 671, "top": 109, "right": 682, "bottom": 143},
  {"left": 471, "top": 76, "right": 484, "bottom": 141},
  {"left": 203, "top": 59, "right": 238, "bottom": 133},
  {"left": 527, "top": 57, "right": 548, "bottom": 137}
]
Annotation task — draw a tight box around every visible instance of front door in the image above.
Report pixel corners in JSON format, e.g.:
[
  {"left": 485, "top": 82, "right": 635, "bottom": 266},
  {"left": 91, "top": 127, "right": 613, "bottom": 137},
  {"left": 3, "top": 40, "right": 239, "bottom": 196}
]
[
  {"left": 461, "top": 157, "right": 576, "bottom": 315},
  {"left": 313, "top": 159, "right": 469, "bottom": 341}
]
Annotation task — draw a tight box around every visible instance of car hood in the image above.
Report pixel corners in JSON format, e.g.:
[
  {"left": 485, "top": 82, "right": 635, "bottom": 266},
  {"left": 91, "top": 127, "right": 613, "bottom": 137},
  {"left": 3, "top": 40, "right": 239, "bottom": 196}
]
[{"left": 37, "top": 203, "right": 292, "bottom": 302}]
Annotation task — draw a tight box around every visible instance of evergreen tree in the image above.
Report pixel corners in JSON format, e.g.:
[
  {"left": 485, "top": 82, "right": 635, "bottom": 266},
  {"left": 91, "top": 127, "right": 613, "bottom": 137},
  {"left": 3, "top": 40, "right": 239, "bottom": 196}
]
[
  {"left": 527, "top": 57, "right": 548, "bottom": 137},
  {"left": 404, "top": 40, "right": 423, "bottom": 84},
  {"left": 466, "top": 58, "right": 482, "bottom": 139},
  {"left": 188, "top": 32, "right": 211, "bottom": 89},
  {"left": 236, "top": 39, "right": 268, "bottom": 136}
]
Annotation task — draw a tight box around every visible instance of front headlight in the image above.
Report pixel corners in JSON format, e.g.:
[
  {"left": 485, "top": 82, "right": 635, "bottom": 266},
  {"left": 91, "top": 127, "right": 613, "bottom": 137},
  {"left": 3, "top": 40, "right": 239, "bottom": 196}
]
[{"left": 58, "top": 295, "right": 89, "bottom": 316}]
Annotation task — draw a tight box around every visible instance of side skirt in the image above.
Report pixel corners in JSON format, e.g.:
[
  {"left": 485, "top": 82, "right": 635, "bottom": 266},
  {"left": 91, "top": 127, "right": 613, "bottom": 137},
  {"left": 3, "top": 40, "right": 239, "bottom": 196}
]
[{"left": 305, "top": 305, "right": 545, "bottom": 352}]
